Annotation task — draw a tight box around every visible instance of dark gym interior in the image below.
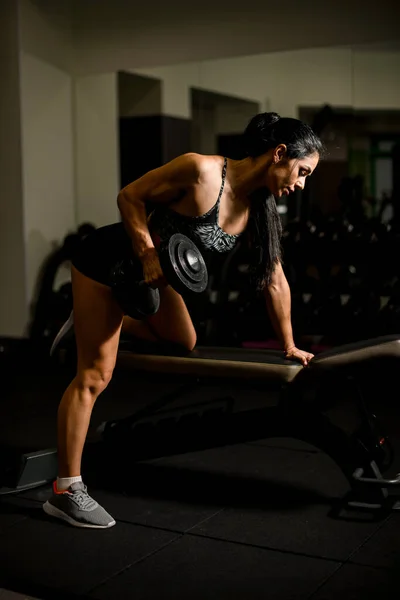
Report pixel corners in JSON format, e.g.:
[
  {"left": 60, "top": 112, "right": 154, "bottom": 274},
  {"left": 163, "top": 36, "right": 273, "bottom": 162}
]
[{"left": 2, "top": 1, "right": 400, "bottom": 599}]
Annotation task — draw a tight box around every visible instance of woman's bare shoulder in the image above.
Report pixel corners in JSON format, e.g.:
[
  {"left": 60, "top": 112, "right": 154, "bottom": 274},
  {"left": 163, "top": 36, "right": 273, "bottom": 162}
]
[{"left": 187, "top": 153, "right": 226, "bottom": 181}]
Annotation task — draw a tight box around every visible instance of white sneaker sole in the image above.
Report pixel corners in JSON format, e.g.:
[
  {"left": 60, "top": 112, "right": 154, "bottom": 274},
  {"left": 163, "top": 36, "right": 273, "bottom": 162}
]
[{"left": 43, "top": 501, "right": 116, "bottom": 529}]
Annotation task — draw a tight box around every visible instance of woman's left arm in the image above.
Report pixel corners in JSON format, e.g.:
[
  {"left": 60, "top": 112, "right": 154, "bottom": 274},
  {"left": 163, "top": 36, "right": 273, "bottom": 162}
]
[{"left": 263, "top": 261, "right": 314, "bottom": 366}]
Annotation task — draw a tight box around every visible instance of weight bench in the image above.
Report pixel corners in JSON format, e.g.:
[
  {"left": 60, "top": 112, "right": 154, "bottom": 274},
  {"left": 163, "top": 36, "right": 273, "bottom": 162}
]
[
  {"left": 101, "top": 334, "right": 400, "bottom": 514},
  {"left": 116, "top": 334, "right": 400, "bottom": 382}
]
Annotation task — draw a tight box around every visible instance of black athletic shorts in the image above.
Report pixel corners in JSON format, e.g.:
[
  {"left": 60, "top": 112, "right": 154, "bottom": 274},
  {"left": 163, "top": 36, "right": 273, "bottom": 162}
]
[{"left": 71, "top": 222, "right": 140, "bottom": 286}]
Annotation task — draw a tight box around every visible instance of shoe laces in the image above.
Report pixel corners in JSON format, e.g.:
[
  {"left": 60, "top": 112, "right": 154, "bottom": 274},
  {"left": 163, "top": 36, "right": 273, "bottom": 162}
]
[{"left": 69, "top": 485, "right": 97, "bottom": 510}]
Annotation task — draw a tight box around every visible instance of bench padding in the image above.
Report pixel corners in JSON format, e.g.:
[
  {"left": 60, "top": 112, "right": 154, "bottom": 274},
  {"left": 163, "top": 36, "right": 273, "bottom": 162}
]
[
  {"left": 117, "top": 346, "right": 301, "bottom": 383},
  {"left": 116, "top": 335, "right": 400, "bottom": 383}
]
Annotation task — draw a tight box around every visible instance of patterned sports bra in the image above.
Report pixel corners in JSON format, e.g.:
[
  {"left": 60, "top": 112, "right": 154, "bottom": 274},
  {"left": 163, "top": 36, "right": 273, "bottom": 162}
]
[{"left": 150, "top": 157, "right": 243, "bottom": 254}]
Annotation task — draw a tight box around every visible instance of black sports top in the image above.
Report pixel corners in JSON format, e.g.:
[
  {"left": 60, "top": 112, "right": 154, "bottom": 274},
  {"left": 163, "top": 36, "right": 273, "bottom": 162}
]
[{"left": 150, "top": 157, "right": 243, "bottom": 254}]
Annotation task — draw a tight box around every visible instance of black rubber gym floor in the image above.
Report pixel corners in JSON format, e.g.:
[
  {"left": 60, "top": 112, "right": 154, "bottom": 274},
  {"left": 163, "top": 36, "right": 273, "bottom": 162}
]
[{"left": 1, "top": 347, "right": 400, "bottom": 600}]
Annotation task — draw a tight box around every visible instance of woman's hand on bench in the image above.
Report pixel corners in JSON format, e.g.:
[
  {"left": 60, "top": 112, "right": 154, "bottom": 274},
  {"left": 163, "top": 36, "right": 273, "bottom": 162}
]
[{"left": 284, "top": 346, "right": 314, "bottom": 367}]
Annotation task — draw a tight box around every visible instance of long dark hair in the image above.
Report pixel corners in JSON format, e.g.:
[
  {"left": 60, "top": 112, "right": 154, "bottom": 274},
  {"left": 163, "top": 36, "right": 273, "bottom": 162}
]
[{"left": 243, "top": 112, "right": 323, "bottom": 291}]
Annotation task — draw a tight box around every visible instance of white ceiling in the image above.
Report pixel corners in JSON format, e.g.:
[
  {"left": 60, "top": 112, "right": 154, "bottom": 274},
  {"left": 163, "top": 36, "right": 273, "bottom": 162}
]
[
  {"left": 75, "top": 0, "right": 400, "bottom": 59},
  {"left": 33, "top": 0, "right": 400, "bottom": 70}
]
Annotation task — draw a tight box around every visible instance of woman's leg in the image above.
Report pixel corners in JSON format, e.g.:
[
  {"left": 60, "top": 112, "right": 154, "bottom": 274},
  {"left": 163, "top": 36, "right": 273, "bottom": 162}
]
[
  {"left": 121, "top": 286, "right": 197, "bottom": 351},
  {"left": 57, "top": 266, "right": 124, "bottom": 478},
  {"left": 44, "top": 266, "right": 124, "bottom": 528},
  {"left": 146, "top": 286, "right": 197, "bottom": 350}
]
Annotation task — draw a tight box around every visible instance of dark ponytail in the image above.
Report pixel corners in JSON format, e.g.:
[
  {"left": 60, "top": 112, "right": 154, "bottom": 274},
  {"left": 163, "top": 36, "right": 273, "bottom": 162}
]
[
  {"left": 243, "top": 112, "right": 323, "bottom": 291},
  {"left": 246, "top": 189, "right": 283, "bottom": 291}
]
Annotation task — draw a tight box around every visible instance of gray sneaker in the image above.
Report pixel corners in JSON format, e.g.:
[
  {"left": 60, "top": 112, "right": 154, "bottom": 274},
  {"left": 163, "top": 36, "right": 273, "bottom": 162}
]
[{"left": 43, "top": 481, "right": 116, "bottom": 529}]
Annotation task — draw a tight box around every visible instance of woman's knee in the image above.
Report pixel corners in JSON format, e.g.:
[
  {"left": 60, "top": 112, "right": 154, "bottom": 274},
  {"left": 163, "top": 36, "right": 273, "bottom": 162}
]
[
  {"left": 185, "top": 331, "right": 197, "bottom": 352},
  {"left": 155, "top": 322, "right": 197, "bottom": 352},
  {"left": 127, "top": 314, "right": 197, "bottom": 351},
  {"left": 175, "top": 330, "right": 197, "bottom": 352},
  {"left": 75, "top": 365, "right": 114, "bottom": 399}
]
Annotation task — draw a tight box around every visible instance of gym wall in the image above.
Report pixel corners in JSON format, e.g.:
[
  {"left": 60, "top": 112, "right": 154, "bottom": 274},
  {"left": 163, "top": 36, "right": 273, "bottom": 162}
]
[
  {"left": 0, "top": 0, "right": 27, "bottom": 336},
  {"left": 20, "top": 53, "right": 75, "bottom": 314},
  {"left": 74, "top": 73, "right": 120, "bottom": 227},
  {"left": 134, "top": 47, "right": 400, "bottom": 120}
]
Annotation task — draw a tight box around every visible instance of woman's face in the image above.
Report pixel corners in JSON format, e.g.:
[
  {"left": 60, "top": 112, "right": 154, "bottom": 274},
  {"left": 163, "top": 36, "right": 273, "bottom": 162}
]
[{"left": 266, "top": 146, "right": 319, "bottom": 198}]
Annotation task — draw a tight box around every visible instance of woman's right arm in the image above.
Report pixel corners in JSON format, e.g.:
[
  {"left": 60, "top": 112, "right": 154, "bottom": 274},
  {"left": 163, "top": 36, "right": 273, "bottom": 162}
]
[
  {"left": 117, "top": 153, "right": 202, "bottom": 287},
  {"left": 118, "top": 152, "right": 201, "bottom": 257}
]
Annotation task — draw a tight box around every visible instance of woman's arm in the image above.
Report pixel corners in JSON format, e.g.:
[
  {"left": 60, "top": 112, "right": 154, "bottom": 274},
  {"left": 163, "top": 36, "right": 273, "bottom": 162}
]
[
  {"left": 263, "top": 261, "right": 313, "bottom": 366},
  {"left": 117, "top": 152, "right": 201, "bottom": 259},
  {"left": 117, "top": 153, "right": 204, "bottom": 288},
  {"left": 263, "top": 261, "right": 295, "bottom": 352}
]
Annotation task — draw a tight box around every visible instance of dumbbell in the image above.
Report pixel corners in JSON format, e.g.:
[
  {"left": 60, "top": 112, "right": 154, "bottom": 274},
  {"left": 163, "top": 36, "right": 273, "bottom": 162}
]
[{"left": 109, "top": 233, "right": 208, "bottom": 319}]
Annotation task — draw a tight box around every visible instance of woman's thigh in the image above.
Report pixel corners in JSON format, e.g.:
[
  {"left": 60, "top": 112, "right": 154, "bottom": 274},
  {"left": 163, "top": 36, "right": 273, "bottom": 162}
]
[
  {"left": 144, "top": 286, "right": 197, "bottom": 351},
  {"left": 71, "top": 266, "right": 124, "bottom": 380}
]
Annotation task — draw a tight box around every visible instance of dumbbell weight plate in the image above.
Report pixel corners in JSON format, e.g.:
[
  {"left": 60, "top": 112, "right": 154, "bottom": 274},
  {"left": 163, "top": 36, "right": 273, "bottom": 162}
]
[{"left": 160, "top": 233, "right": 208, "bottom": 295}]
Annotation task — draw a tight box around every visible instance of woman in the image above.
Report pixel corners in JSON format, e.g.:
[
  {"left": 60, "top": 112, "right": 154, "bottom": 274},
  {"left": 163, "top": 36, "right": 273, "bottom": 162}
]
[{"left": 43, "top": 112, "right": 323, "bottom": 529}]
